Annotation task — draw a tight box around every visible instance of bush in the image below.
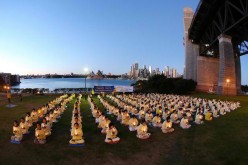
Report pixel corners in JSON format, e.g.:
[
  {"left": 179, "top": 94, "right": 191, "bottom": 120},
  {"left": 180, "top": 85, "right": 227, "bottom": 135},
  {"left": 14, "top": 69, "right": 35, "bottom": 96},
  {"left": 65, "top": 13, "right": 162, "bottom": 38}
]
[{"left": 132, "top": 75, "right": 196, "bottom": 94}]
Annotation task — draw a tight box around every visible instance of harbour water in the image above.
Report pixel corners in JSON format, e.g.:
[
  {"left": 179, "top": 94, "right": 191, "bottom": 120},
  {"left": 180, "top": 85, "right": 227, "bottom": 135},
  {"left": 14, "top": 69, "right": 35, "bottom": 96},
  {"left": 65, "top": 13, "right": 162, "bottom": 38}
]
[{"left": 12, "top": 78, "right": 135, "bottom": 90}]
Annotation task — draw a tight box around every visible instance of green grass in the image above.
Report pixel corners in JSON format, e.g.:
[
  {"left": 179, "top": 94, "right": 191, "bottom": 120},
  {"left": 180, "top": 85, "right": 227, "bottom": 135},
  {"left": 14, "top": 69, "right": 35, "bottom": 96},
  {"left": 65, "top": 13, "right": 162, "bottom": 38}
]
[{"left": 0, "top": 93, "right": 248, "bottom": 165}]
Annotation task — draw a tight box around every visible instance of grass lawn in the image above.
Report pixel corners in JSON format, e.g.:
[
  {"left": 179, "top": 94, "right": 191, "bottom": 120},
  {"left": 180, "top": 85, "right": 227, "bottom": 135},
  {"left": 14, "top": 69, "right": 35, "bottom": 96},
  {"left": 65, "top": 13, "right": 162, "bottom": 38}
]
[{"left": 0, "top": 93, "right": 247, "bottom": 165}]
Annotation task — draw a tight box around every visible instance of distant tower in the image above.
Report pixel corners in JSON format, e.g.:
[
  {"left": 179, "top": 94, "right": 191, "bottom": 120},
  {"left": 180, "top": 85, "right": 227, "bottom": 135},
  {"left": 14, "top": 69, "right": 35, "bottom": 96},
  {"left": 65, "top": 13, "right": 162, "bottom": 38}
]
[
  {"left": 148, "top": 66, "right": 152, "bottom": 74},
  {"left": 134, "top": 63, "right": 139, "bottom": 79},
  {"left": 183, "top": 8, "right": 198, "bottom": 81}
]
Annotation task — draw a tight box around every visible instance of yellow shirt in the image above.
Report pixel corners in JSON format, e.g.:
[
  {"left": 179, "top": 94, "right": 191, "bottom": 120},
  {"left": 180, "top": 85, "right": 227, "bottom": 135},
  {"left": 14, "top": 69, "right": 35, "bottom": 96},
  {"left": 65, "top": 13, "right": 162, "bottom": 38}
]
[
  {"left": 156, "top": 109, "right": 162, "bottom": 115},
  {"left": 35, "top": 129, "right": 46, "bottom": 140},
  {"left": 71, "top": 128, "right": 83, "bottom": 140},
  {"left": 129, "top": 118, "right": 138, "bottom": 127},
  {"left": 106, "top": 128, "right": 118, "bottom": 139},
  {"left": 137, "top": 124, "right": 148, "bottom": 135},
  {"left": 205, "top": 112, "right": 212, "bottom": 121}
]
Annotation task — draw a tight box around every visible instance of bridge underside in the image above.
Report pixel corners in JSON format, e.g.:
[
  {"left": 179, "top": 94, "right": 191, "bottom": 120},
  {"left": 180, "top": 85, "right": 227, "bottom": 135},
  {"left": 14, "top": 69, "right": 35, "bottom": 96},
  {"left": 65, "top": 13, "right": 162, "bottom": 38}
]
[
  {"left": 184, "top": 0, "right": 248, "bottom": 95},
  {"left": 189, "top": 0, "right": 248, "bottom": 57}
]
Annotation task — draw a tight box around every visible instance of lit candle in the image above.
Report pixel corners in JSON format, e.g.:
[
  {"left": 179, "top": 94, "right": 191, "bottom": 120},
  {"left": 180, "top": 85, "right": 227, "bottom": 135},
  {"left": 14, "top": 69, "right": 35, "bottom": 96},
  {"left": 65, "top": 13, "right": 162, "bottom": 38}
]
[{"left": 75, "top": 129, "right": 78, "bottom": 136}]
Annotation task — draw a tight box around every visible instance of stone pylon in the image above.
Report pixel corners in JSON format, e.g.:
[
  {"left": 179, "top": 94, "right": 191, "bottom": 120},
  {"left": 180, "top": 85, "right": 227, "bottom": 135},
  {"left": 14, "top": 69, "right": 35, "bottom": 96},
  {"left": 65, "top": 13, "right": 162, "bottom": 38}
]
[
  {"left": 217, "top": 34, "right": 238, "bottom": 95},
  {"left": 183, "top": 8, "right": 198, "bottom": 81}
]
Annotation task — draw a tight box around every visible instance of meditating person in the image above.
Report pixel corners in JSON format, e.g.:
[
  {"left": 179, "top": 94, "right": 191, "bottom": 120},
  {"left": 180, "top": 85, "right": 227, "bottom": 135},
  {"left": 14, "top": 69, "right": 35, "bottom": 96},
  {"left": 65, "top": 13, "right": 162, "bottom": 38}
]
[
  {"left": 212, "top": 107, "right": 220, "bottom": 118},
  {"left": 34, "top": 122, "right": 46, "bottom": 144},
  {"left": 71, "top": 117, "right": 82, "bottom": 129},
  {"left": 136, "top": 119, "right": 151, "bottom": 139},
  {"left": 105, "top": 123, "right": 120, "bottom": 144},
  {"left": 95, "top": 110, "right": 102, "bottom": 123},
  {"left": 20, "top": 117, "right": 29, "bottom": 134},
  {"left": 41, "top": 118, "right": 51, "bottom": 136},
  {"left": 98, "top": 114, "right": 106, "bottom": 128},
  {"left": 138, "top": 107, "right": 145, "bottom": 119},
  {"left": 31, "top": 108, "right": 39, "bottom": 123},
  {"left": 101, "top": 117, "right": 111, "bottom": 134},
  {"left": 121, "top": 110, "right": 130, "bottom": 126},
  {"left": 11, "top": 120, "right": 23, "bottom": 142},
  {"left": 205, "top": 110, "right": 213, "bottom": 121},
  {"left": 152, "top": 114, "right": 162, "bottom": 127},
  {"left": 220, "top": 105, "right": 226, "bottom": 115},
  {"left": 194, "top": 112, "right": 204, "bottom": 125},
  {"left": 145, "top": 111, "right": 153, "bottom": 123},
  {"left": 156, "top": 106, "right": 163, "bottom": 116},
  {"left": 25, "top": 112, "right": 32, "bottom": 127},
  {"left": 161, "top": 118, "right": 174, "bottom": 133},
  {"left": 162, "top": 109, "right": 170, "bottom": 120},
  {"left": 128, "top": 115, "right": 139, "bottom": 131},
  {"left": 69, "top": 123, "right": 85, "bottom": 144},
  {"left": 180, "top": 114, "right": 191, "bottom": 129},
  {"left": 170, "top": 111, "right": 180, "bottom": 124},
  {"left": 117, "top": 110, "right": 122, "bottom": 121}
]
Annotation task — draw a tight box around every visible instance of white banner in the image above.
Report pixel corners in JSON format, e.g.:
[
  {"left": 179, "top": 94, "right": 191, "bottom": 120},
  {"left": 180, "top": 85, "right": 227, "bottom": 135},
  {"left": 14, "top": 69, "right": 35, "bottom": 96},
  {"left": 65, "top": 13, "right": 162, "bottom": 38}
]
[{"left": 115, "top": 86, "right": 134, "bottom": 93}]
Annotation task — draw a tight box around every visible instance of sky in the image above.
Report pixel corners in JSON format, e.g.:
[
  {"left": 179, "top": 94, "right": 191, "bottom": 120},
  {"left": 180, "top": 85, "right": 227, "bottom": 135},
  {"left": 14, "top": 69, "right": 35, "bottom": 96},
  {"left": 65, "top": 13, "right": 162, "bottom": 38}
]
[{"left": 0, "top": 0, "right": 247, "bottom": 84}]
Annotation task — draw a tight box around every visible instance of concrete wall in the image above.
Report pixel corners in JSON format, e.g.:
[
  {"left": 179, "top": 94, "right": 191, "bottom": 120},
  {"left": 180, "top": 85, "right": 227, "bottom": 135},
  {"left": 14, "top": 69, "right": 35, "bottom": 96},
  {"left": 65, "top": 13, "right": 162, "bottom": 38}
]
[{"left": 196, "top": 56, "right": 219, "bottom": 92}]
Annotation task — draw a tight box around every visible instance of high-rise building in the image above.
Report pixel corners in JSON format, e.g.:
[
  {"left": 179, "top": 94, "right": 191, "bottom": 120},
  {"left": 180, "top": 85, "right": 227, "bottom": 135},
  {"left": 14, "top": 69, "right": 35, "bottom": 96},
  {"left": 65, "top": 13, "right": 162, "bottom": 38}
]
[
  {"left": 148, "top": 66, "right": 152, "bottom": 74},
  {"left": 164, "top": 66, "right": 170, "bottom": 77},
  {"left": 155, "top": 68, "right": 160, "bottom": 75}
]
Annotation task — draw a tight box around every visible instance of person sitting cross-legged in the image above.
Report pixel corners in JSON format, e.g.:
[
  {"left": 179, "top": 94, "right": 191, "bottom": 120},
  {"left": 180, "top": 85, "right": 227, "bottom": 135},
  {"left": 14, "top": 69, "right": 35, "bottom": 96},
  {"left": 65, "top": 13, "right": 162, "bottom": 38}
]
[
  {"left": 105, "top": 123, "right": 120, "bottom": 144},
  {"left": 34, "top": 122, "right": 46, "bottom": 144},
  {"left": 180, "top": 114, "right": 191, "bottom": 129},
  {"left": 11, "top": 120, "right": 23, "bottom": 142},
  {"left": 152, "top": 114, "right": 162, "bottom": 127},
  {"left": 20, "top": 117, "right": 29, "bottom": 134},
  {"left": 194, "top": 112, "right": 204, "bottom": 125},
  {"left": 136, "top": 119, "right": 151, "bottom": 139},
  {"left": 128, "top": 115, "right": 139, "bottom": 131},
  {"left": 205, "top": 110, "right": 213, "bottom": 121},
  {"left": 69, "top": 123, "right": 85, "bottom": 145},
  {"left": 161, "top": 117, "right": 174, "bottom": 134}
]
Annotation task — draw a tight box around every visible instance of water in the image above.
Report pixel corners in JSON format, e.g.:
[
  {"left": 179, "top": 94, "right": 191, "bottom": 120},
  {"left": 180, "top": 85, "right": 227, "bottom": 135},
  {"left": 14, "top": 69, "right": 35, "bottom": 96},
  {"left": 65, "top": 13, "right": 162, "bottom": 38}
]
[{"left": 12, "top": 78, "right": 135, "bottom": 90}]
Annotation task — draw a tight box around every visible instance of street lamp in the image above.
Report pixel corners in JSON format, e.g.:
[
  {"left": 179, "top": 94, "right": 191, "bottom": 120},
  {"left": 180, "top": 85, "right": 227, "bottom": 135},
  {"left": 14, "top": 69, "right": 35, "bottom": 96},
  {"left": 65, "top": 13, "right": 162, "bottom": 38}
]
[
  {"left": 226, "top": 79, "right": 230, "bottom": 96},
  {"left": 84, "top": 68, "right": 89, "bottom": 100},
  {"left": 4, "top": 85, "right": 11, "bottom": 105}
]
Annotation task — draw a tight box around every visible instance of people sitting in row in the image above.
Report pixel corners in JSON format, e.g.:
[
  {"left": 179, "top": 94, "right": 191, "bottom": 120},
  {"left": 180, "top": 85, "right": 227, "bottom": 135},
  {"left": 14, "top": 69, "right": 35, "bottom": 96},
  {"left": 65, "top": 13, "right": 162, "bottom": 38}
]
[{"left": 70, "top": 95, "right": 84, "bottom": 145}]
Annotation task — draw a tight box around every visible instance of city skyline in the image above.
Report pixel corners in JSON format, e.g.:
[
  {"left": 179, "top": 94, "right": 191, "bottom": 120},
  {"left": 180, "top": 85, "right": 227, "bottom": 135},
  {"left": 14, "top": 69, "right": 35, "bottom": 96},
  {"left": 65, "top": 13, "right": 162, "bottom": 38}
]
[{"left": 0, "top": 0, "right": 247, "bottom": 84}]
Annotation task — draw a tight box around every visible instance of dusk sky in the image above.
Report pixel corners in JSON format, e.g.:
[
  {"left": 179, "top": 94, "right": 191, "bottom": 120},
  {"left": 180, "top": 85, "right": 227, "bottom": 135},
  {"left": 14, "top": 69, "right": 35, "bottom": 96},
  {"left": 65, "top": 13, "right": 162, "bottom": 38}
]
[{"left": 0, "top": 0, "right": 247, "bottom": 84}]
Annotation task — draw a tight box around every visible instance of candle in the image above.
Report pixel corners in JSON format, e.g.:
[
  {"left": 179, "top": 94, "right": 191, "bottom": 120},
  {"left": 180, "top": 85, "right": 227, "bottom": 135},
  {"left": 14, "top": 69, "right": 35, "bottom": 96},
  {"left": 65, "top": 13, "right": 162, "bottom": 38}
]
[{"left": 75, "top": 129, "right": 78, "bottom": 136}]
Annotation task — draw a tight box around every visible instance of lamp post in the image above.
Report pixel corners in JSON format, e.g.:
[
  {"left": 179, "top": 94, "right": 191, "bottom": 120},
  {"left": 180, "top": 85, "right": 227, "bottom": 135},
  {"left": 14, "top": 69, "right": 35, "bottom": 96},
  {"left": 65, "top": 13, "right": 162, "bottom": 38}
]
[
  {"left": 226, "top": 79, "right": 230, "bottom": 96},
  {"left": 84, "top": 68, "right": 89, "bottom": 100}
]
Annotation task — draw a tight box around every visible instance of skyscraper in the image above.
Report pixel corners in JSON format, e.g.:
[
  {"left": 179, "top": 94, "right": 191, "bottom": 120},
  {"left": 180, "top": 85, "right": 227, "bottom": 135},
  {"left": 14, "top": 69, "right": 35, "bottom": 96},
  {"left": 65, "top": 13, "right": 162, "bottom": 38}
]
[{"left": 148, "top": 66, "right": 152, "bottom": 74}]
